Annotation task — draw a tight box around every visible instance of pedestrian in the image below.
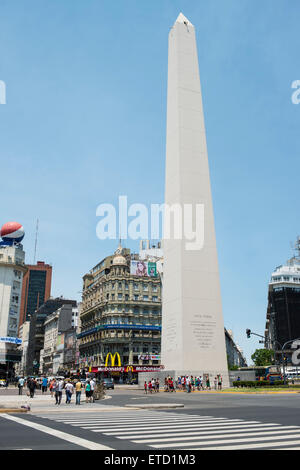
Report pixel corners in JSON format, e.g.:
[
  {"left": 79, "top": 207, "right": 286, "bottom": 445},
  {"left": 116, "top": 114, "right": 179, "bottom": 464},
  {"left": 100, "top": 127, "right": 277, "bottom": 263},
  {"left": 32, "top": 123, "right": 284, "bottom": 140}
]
[
  {"left": 42, "top": 377, "right": 48, "bottom": 394},
  {"left": 90, "top": 378, "right": 95, "bottom": 403},
  {"left": 214, "top": 377, "right": 218, "bottom": 390},
  {"left": 65, "top": 381, "right": 74, "bottom": 404},
  {"left": 148, "top": 380, "right": 153, "bottom": 394},
  {"left": 55, "top": 378, "right": 64, "bottom": 405},
  {"left": 28, "top": 377, "right": 36, "bottom": 398},
  {"left": 49, "top": 378, "right": 56, "bottom": 397},
  {"left": 85, "top": 380, "right": 91, "bottom": 403},
  {"left": 191, "top": 376, "right": 195, "bottom": 391},
  {"left": 75, "top": 380, "right": 82, "bottom": 405},
  {"left": 206, "top": 375, "right": 211, "bottom": 390},
  {"left": 18, "top": 377, "right": 25, "bottom": 395},
  {"left": 218, "top": 375, "right": 222, "bottom": 390},
  {"left": 199, "top": 376, "right": 203, "bottom": 390},
  {"left": 144, "top": 381, "right": 148, "bottom": 394},
  {"left": 177, "top": 376, "right": 182, "bottom": 390},
  {"left": 186, "top": 376, "right": 191, "bottom": 393},
  {"left": 155, "top": 378, "right": 160, "bottom": 393}
]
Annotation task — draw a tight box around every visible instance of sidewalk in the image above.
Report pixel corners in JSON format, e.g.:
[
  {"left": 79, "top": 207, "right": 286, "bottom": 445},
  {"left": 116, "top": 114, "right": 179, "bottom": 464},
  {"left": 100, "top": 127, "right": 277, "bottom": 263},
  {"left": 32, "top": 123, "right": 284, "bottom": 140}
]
[{"left": 0, "top": 392, "right": 126, "bottom": 413}]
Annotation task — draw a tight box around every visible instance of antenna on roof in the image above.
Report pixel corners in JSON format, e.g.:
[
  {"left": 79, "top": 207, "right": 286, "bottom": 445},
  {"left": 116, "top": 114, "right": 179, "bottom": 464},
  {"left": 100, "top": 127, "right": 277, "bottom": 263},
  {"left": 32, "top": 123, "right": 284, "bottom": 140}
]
[{"left": 33, "top": 218, "right": 39, "bottom": 264}]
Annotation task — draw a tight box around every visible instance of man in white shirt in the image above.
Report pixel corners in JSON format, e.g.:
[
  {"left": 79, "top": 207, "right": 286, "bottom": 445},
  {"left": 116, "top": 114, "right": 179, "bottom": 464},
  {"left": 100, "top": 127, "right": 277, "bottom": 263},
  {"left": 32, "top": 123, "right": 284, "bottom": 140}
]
[
  {"left": 65, "top": 381, "right": 74, "bottom": 404},
  {"left": 90, "top": 378, "right": 95, "bottom": 403}
]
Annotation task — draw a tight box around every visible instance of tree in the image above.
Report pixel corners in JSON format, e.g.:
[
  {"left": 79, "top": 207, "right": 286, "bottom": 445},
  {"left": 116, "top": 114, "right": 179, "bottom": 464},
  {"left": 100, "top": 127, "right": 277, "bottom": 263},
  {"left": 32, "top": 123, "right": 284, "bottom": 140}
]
[{"left": 251, "top": 349, "right": 274, "bottom": 367}]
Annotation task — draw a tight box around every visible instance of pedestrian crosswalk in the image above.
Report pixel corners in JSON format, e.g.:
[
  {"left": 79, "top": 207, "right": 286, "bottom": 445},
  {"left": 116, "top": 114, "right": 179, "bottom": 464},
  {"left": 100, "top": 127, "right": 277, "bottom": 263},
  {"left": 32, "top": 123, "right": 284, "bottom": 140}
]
[{"left": 40, "top": 410, "right": 300, "bottom": 450}]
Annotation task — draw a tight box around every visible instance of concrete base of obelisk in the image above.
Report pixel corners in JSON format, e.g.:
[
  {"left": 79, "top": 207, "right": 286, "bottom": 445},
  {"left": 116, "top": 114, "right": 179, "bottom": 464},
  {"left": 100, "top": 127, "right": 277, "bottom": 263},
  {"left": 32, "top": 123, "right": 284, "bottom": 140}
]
[{"left": 138, "top": 369, "right": 230, "bottom": 390}]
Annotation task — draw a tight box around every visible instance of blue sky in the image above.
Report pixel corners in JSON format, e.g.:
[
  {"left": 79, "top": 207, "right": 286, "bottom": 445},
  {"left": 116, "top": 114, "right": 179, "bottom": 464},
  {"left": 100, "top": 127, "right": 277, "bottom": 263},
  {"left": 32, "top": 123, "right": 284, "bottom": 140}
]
[{"left": 0, "top": 0, "right": 299, "bottom": 363}]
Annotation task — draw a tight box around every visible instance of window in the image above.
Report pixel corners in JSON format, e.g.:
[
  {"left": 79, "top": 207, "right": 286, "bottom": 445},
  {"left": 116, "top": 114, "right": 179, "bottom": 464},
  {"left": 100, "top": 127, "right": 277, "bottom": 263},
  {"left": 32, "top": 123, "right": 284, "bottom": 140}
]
[
  {"left": 118, "top": 293, "right": 123, "bottom": 300},
  {"left": 143, "top": 295, "right": 148, "bottom": 301},
  {"left": 152, "top": 296, "right": 158, "bottom": 302},
  {"left": 134, "top": 295, "right": 139, "bottom": 301}
]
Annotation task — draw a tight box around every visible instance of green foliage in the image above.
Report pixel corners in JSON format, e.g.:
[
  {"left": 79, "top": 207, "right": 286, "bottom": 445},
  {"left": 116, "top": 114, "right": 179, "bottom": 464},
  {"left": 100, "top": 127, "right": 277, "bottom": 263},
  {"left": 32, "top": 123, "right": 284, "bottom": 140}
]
[
  {"left": 233, "top": 380, "right": 285, "bottom": 388},
  {"left": 251, "top": 349, "right": 274, "bottom": 366}
]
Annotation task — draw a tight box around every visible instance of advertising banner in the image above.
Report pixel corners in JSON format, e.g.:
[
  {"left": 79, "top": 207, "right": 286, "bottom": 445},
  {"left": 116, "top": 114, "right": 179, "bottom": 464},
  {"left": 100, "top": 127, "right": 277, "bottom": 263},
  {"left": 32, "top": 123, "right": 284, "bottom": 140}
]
[
  {"left": 130, "top": 260, "right": 157, "bottom": 277},
  {"left": 0, "top": 336, "right": 22, "bottom": 345},
  {"left": 56, "top": 333, "right": 65, "bottom": 352}
]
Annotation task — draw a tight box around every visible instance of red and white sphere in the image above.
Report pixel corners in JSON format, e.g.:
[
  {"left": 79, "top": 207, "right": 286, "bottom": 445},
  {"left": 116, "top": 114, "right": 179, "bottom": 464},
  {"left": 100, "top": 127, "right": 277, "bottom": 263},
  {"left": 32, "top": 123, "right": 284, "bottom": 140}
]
[{"left": 0, "top": 222, "right": 25, "bottom": 243}]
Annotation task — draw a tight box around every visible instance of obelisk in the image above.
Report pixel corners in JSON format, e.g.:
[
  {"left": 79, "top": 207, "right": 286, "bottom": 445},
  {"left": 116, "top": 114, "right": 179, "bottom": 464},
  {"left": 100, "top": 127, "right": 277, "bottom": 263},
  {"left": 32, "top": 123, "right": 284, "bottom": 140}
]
[{"left": 161, "top": 13, "right": 229, "bottom": 386}]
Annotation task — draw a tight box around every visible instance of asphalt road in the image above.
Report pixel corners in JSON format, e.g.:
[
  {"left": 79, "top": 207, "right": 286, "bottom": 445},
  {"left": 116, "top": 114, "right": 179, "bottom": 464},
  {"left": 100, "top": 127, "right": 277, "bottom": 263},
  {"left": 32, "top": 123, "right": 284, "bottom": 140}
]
[{"left": 1, "top": 388, "right": 300, "bottom": 451}]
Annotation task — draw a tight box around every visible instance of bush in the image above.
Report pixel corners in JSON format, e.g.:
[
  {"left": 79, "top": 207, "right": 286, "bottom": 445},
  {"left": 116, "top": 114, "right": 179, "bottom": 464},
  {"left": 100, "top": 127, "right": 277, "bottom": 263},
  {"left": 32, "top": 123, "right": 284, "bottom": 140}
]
[{"left": 232, "top": 380, "right": 286, "bottom": 388}]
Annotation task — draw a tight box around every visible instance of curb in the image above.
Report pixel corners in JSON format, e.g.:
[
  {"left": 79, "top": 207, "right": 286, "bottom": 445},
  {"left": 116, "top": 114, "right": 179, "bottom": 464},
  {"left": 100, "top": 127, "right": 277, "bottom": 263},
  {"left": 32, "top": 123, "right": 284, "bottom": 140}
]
[{"left": 0, "top": 408, "right": 28, "bottom": 413}]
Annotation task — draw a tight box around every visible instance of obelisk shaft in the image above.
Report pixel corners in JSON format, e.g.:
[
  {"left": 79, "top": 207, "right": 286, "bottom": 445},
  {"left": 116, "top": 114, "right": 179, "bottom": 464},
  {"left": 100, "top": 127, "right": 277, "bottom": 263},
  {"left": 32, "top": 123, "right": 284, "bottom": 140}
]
[{"left": 162, "top": 14, "right": 229, "bottom": 384}]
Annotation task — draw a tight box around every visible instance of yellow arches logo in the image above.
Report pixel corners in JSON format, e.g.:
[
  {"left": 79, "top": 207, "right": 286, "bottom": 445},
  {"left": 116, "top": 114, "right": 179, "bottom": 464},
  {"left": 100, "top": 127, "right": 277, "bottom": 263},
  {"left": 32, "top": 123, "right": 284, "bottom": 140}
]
[
  {"left": 105, "top": 352, "right": 121, "bottom": 367},
  {"left": 125, "top": 366, "right": 133, "bottom": 373}
]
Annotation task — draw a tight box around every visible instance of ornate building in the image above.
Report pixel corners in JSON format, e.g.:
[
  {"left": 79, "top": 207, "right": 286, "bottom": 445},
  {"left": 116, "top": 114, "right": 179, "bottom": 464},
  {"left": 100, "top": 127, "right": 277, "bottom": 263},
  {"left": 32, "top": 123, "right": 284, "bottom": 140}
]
[{"left": 78, "top": 245, "right": 162, "bottom": 381}]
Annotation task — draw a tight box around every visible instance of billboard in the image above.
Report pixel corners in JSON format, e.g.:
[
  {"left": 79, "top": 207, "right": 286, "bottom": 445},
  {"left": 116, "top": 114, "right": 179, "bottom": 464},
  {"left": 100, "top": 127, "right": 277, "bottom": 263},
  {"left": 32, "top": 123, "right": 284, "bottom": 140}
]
[
  {"left": 56, "top": 333, "right": 65, "bottom": 352},
  {"left": 130, "top": 260, "right": 157, "bottom": 277}
]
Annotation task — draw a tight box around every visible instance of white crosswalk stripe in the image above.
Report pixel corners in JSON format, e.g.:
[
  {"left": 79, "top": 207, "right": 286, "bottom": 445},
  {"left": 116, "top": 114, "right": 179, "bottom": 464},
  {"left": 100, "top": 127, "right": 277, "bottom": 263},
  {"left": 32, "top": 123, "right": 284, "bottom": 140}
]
[{"left": 40, "top": 411, "right": 300, "bottom": 450}]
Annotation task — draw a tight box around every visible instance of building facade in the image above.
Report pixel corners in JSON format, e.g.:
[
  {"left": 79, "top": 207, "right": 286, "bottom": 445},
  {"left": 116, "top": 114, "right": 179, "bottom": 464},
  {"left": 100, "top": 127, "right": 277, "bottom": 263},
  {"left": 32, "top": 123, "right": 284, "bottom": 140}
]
[
  {"left": 265, "top": 237, "right": 300, "bottom": 364},
  {"left": 19, "top": 261, "right": 52, "bottom": 327},
  {"left": 79, "top": 245, "right": 162, "bottom": 381},
  {"left": 40, "top": 303, "right": 77, "bottom": 376},
  {"left": 225, "top": 328, "right": 247, "bottom": 368},
  {"left": 0, "top": 242, "right": 27, "bottom": 378},
  {"left": 26, "top": 297, "right": 77, "bottom": 375}
]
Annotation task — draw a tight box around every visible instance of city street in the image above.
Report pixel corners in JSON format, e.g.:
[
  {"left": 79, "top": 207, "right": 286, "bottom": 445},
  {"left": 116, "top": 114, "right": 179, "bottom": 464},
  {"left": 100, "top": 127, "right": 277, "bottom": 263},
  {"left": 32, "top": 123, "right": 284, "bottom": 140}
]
[{"left": 1, "top": 386, "right": 300, "bottom": 450}]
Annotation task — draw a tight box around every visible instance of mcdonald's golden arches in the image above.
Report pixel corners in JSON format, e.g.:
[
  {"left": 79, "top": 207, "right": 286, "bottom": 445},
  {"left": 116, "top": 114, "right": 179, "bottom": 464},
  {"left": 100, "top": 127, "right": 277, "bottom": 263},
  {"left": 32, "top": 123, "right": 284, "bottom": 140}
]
[{"left": 105, "top": 352, "right": 121, "bottom": 367}]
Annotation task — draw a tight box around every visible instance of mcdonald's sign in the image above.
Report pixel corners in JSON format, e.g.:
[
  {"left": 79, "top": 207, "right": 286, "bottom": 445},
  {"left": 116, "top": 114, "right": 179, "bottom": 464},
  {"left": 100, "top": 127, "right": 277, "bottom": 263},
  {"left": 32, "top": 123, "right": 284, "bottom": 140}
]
[
  {"left": 125, "top": 365, "right": 134, "bottom": 373},
  {"left": 105, "top": 352, "right": 121, "bottom": 367}
]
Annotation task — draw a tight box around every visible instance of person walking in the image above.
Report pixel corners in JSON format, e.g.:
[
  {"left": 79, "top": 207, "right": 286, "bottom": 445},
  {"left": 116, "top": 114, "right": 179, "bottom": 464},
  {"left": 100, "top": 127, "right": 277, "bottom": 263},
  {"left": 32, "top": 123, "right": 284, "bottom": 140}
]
[
  {"left": 75, "top": 380, "right": 82, "bottom": 405},
  {"left": 186, "top": 376, "right": 191, "bottom": 393},
  {"left": 65, "top": 381, "right": 74, "bottom": 404},
  {"left": 49, "top": 378, "right": 56, "bottom": 397},
  {"left": 55, "top": 378, "right": 64, "bottom": 405},
  {"left": 218, "top": 375, "right": 222, "bottom": 391},
  {"left": 90, "top": 378, "right": 95, "bottom": 403},
  {"left": 28, "top": 378, "right": 36, "bottom": 398},
  {"left": 155, "top": 378, "right": 160, "bottom": 393},
  {"left": 144, "top": 381, "right": 148, "bottom": 394},
  {"left": 214, "top": 377, "right": 218, "bottom": 390},
  {"left": 18, "top": 377, "right": 25, "bottom": 395},
  {"left": 41, "top": 377, "right": 48, "bottom": 394},
  {"left": 85, "top": 380, "right": 91, "bottom": 403},
  {"left": 206, "top": 375, "right": 211, "bottom": 390}
]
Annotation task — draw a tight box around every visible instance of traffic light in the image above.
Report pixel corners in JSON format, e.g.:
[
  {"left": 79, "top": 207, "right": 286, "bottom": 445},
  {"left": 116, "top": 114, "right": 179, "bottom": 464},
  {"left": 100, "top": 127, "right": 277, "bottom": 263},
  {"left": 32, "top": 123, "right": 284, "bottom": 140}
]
[{"left": 246, "top": 329, "right": 251, "bottom": 338}]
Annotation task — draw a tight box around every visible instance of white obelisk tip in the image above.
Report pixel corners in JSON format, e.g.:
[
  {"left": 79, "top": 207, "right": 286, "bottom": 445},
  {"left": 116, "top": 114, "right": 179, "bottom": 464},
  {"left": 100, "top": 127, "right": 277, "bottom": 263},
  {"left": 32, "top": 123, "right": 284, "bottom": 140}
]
[{"left": 174, "top": 12, "right": 193, "bottom": 26}]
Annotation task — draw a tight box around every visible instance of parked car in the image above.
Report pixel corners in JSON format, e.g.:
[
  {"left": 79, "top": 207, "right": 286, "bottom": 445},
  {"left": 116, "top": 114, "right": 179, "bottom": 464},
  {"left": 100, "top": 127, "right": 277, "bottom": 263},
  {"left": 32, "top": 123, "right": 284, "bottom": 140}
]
[
  {"left": 0, "top": 379, "right": 6, "bottom": 387},
  {"left": 102, "top": 378, "right": 114, "bottom": 390}
]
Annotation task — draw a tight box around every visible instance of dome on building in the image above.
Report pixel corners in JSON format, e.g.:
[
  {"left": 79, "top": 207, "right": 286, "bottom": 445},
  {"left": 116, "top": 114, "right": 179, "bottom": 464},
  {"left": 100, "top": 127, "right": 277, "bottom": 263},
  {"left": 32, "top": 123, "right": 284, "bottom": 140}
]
[{"left": 112, "top": 244, "right": 127, "bottom": 266}]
